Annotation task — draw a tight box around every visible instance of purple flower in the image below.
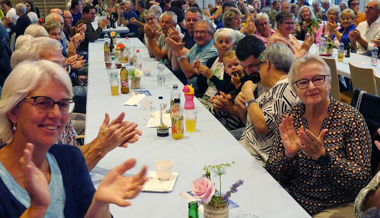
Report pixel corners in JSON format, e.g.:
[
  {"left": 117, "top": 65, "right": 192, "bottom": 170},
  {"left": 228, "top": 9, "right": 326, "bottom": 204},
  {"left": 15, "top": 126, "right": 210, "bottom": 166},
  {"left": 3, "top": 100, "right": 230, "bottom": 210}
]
[{"left": 222, "top": 179, "right": 244, "bottom": 200}]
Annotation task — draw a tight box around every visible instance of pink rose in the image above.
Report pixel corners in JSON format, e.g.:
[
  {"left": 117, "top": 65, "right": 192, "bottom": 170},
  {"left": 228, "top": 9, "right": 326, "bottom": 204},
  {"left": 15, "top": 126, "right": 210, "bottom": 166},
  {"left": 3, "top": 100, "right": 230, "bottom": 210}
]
[{"left": 192, "top": 177, "right": 215, "bottom": 204}]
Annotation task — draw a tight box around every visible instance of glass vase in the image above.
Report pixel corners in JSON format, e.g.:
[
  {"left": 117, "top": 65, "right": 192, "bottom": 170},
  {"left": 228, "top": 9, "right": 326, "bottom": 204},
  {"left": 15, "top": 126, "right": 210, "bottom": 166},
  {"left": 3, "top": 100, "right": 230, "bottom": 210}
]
[
  {"left": 131, "top": 77, "right": 141, "bottom": 89},
  {"left": 203, "top": 197, "right": 229, "bottom": 218}
]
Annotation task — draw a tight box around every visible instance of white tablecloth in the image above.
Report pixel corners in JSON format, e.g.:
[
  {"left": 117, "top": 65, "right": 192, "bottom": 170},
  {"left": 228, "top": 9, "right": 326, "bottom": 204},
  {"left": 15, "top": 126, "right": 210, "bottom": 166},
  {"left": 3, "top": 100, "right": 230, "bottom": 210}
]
[{"left": 86, "top": 39, "right": 311, "bottom": 218}]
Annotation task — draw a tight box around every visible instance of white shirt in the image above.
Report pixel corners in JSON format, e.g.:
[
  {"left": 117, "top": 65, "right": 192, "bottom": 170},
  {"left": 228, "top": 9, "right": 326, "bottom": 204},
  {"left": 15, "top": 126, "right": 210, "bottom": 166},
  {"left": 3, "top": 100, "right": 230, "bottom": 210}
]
[
  {"left": 356, "top": 17, "right": 380, "bottom": 55},
  {"left": 204, "top": 58, "right": 224, "bottom": 97},
  {"left": 6, "top": 8, "right": 18, "bottom": 24},
  {"left": 27, "top": 11, "right": 38, "bottom": 24}
]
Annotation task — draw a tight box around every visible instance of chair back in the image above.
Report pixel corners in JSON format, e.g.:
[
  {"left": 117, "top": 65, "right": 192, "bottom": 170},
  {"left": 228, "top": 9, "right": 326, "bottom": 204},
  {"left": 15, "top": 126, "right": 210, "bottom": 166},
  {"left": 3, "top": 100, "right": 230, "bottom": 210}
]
[
  {"left": 322, "top": 57, "right": 340, "bottom": 100},
  {"left": 349, "top": 62, "right": 377, "bottom": 95},
  {"left": 10, "top": 33, "right": 16, "bottom": 52},
  {"left": 375, "top": 75, "right": 380, "bottom": 96}
]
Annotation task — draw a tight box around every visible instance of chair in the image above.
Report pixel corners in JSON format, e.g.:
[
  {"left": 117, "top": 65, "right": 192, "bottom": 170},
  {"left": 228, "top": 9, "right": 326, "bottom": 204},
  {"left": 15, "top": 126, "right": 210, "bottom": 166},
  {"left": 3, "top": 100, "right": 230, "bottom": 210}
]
[
  {"left": 322, "top": 57, "right": 352, "bottom": 103},
  {"left": 348, "top": 62, "right": 377, "bottom": 96},
  {"left": 9, "top": 32, "right": 16, "bottom": 52},
  {"left": 375, "top": 75, "right": 380, "bottom": 96}
]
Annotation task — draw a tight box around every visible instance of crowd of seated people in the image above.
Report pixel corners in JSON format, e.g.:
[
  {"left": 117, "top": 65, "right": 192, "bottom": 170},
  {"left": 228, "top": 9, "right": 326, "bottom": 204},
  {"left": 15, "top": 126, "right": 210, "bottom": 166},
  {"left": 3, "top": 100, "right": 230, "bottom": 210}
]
[{"left": 1, "top": 0, "right": 380, "bottom": 216}]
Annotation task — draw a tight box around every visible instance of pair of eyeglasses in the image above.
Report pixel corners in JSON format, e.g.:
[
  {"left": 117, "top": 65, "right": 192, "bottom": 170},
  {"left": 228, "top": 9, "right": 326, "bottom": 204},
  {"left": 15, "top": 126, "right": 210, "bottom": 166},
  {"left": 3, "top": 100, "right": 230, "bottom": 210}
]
[
  {"left": 294, "top": 75, "right": 329, "bottom": 89},
  {"left": 282, "top": 21, "right": 295, "bottom": 26},
  {"left": 366, "top": 6, "right": 376, "bottom": 11},
  {"left": 24, "top": 96, "right": 75, "bottom": 114},
  {"left": 328, "top": 13, "right": 338, "bottom": 16},
  {"left": 252, "top": 61, "right": 263, "bottom": 71}
]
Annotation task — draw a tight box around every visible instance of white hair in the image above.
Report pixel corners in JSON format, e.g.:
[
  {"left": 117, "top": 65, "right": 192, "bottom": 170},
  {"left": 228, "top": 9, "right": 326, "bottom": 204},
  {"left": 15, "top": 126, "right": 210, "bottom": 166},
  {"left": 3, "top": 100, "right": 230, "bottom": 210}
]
[
  {"left": 15, "top": 3, "right": 27, "bottom": 14},
  {"left": 159, "top": 11, "right": 177, "bottom": 24},
  {"left": 14, "top": 34, "right": 34, "bottom": 50},
  {"left": 24, "top": 24, "right": 49, "bottom": 37},
  {"left": 214, "top": 28, "right": 236, "bottom": 44},
  {"left": 0, "top": 60, "right": 73, "bottom": 144}
]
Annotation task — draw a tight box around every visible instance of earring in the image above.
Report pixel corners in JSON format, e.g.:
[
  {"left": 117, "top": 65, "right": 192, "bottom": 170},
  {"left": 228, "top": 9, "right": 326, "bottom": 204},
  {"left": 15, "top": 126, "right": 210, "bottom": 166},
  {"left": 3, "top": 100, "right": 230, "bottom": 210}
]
[{"left": 13, "top": 123, "right": 16, "bottom": 131}]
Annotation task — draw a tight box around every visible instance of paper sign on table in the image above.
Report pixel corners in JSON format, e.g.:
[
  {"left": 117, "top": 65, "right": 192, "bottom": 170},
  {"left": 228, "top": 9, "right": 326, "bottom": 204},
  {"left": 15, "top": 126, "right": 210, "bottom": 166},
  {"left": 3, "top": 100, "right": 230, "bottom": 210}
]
[
  {"left": 146, "top": 111, "right": 172, "bottom": 127},
  {"left": 123, "top": 94, "right": 146, "bottom": 106}
]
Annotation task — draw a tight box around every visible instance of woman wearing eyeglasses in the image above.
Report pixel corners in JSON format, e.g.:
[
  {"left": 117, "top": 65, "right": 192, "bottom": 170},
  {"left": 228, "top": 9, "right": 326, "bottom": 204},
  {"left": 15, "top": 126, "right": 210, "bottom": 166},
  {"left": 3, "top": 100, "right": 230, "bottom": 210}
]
[
  {"left": 0, "top": 60, "right": 147, "bottom": 217},
  {"left": 266, "top": 55, "right": 372, "bottom": 216},
  {"left": 268, "top": 11, "right": 313, "bottom": 58}
]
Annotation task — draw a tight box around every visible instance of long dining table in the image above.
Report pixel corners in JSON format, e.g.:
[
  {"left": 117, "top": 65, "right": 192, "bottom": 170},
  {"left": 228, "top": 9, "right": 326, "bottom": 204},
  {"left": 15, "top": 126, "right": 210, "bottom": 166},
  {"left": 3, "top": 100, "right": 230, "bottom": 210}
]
[
  {"left": 86, "top": 38, "right": 311, "bottom": 218},
  {"left": 308, "top": 43, "right": 380, "bottom": 78}
]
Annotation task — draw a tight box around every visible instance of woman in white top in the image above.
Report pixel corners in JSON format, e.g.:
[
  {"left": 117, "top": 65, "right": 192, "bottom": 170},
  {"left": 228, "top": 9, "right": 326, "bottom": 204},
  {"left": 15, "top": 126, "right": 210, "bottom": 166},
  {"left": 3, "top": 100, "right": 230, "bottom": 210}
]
[{"left": 25, "top": 1, "right": 38, "bottom": 24}]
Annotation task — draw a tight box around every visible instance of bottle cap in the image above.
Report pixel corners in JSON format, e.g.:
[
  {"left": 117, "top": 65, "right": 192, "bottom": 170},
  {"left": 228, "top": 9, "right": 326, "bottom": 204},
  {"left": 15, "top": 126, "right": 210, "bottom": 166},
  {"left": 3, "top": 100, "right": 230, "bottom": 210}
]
[
  {"left": 159, "top": 59, "right": 163, "bottom": 63},
  {"left": 111, "top": 56, "right": 115, "bottom": 60},
  {"left": 173, "top": 84, "right": 178, "bottom": 89},
  {"left": 137, "top": 50, "right": 140, "bottom": 52},
  {"left": 159, "top": 96, "right": 163, "bottom": 100},
  {"left": 125, "top": 36, "right": 128, "bottom": 39},
  {"left": 174, "top": 98, "right": 180, "bottom": 103}
]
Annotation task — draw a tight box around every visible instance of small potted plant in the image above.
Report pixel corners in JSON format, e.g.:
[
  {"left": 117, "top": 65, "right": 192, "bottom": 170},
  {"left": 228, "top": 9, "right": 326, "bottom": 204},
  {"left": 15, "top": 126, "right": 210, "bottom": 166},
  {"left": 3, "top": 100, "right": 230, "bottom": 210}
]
[
  {"left": 129, "top": 68, "right": 143, "bottom": 89},
  {"left": 191, "top": 162, "right": 244, "bottom": 218},
  {"left": 326, "top": 38, "right": 334, "bottom": 55}
]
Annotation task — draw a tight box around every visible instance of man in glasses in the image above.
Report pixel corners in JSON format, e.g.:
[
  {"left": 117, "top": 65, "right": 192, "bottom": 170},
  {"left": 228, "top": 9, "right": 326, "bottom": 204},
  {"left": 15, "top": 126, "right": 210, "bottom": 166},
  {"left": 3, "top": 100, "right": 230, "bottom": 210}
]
[
  {"left": 10, "top": 37, "right": 142, "bottom": 171},
  {"left": 349, "top": 0, "right": 380, "bottom": 55},
  {"left": 348, "top": 0, "right": 366, "bottom": 26}
]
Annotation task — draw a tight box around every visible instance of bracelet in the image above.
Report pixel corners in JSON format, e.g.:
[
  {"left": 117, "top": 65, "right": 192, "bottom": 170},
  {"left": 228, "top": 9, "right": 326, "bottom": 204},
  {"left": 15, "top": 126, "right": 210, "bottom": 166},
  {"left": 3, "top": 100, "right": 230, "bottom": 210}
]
[{"left": 245, "top": 98, "right": 257, "bottom": 108}]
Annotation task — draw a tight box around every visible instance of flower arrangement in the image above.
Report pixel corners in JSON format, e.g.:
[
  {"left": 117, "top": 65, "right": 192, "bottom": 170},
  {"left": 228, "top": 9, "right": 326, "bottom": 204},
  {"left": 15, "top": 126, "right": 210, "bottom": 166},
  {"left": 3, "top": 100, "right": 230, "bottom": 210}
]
[
  {"left": 129, "top": 68, "right": 143, "bottom": 79},
  {"left": 326, "top": 38, "right": 334, "bottom": 49},
  {"left": 110, "top": 31, "right": 117, "bottom": 38},
  {"left": 192, "top": 162, "right": 244, "bottom": 206},
  {"left": 116, "top": 43, "right": 125, "bottom": 50}
]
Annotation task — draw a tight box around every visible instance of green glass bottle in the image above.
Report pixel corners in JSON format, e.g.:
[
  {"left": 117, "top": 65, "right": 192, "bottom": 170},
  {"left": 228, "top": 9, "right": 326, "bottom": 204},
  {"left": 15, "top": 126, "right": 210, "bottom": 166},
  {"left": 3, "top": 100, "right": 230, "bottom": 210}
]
[{"left": 188, "top": 201, "right": 199, "bottom": 218}]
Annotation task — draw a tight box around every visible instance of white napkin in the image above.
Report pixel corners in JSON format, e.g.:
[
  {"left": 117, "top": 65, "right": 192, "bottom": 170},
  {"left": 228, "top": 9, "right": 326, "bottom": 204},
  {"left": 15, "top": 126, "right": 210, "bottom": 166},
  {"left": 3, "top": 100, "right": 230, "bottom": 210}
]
[
  {"left": 123, "top": 94, "right": 146, "bottom": 106},
  {"left": 146, "top": 111, "right": 172, "bottom": 127}
]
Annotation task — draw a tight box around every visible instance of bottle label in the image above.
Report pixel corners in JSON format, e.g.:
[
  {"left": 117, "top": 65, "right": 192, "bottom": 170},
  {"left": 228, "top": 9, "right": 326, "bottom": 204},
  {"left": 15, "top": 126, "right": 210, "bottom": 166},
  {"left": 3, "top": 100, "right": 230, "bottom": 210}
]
[{"left": 121, "top": 80, "right": 129, "bottom": 88}]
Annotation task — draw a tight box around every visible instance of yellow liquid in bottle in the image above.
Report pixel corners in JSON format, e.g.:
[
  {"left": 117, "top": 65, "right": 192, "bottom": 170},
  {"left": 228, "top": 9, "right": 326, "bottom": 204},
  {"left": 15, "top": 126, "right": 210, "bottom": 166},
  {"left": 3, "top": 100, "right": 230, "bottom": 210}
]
[{"left": 172, "top": 117, "right": 184, "bottom": 140}]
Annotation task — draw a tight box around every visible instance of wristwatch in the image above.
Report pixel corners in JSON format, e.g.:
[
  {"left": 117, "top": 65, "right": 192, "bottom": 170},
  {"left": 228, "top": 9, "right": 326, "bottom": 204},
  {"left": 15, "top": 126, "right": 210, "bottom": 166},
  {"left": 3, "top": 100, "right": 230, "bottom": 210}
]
[
  {"left": 177, "top": 55, "right": 186, "bottom": 62},
  {"left": 245, "top": 99, "right": 257, "bottom": 108},
  {"left": 317, "top": 151, "right": 331, "bottom": 167}
]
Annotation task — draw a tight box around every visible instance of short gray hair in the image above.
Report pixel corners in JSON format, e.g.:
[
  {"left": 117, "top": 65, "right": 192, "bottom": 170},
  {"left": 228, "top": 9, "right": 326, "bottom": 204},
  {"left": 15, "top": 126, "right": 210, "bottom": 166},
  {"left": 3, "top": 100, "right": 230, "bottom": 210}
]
[
  {"left": 214, "top": 28, "right": 236, "bottom": 44},
  {"left": 258, "top": 43, "right": 295, "bottom": 73},
  {"left": 15, "top": 3, "right": 26, "bottom": 14},
  {"left": 43, "top": 20, "right": 62, "bottom": 33},
  {"left": 327, "top": 5, "right": 341, "bottom": 19},
  {"left": 0, "top": 60, "right": 73, "bottom": 144},
  {"left": 223, "top": 8, "right": 242, "bottom": 28},
  {"left": 195, "top": 19, "right": 215, "bottom": 35},
  {"left": 321, "top": 0, "right": 330, "bottom": 4},
  {"left": 298, "top": 6, "right": 316, "bottom": 22},
  {"left": 159, "top": 11, "right": 177, "bottom": 24},
  {"left": 14, "top": 34, "right": 34, "bottom": 50},
  {"left": 341, "top": 8, "right": 355, "bottom": 20},
  {"left": 255, "top": 12, "right": 270, "bottom": 27},
  {"left": 24, "top": 24, "right": 49, "bottom": 37},
  {"left": 288, "top": 54, "right": 331, "bottom": 92},
  {"left": 11, "top": 37, "right": 62, "bottom": 69},
  {"left": 145, "top": 9, "right": 158, "bottom": 19},
  {"left": 149, "top": 5, "right": 162, "bottom": 17}
]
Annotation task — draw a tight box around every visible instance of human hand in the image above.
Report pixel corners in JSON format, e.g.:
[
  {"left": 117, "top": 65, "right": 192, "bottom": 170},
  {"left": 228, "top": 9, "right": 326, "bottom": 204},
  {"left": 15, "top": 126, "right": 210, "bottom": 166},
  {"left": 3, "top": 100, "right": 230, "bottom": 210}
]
[
  {"left": 326, "top": 21, "right": 337, "bottom": 33},
  {"left": 375, "top": 128, "right": 380, "bottom": 151},
  {"left": 71, "top": 32, "right": 85, "bottom": 47},
  {"left": 168, "top": 27, "right": 181, "bottom": 43},
  {"left": 217, "top": 91, "right": 235, "bottom": 113},
  {"left": 118, "top": 7, "right": 124, "bottom": 15},
  {"left": 94, "top": 158, "right": 148, "bottom": 207},
  {"left": 198, "top": 64, "right": 213, "bottom": 78},
  {"left": 234, "top": 91, "right": 246, "bottom": 109},
  {"left": 296, "top": 23, "right": 301, "bottom": 32},
  {"left": 3, "top": 16, "right": 13, "bottom": 25},
  {"left": 297, "top": 128, "right": 328, "bottom": 160},
  {"left": 311, "top": 24, "right": 318, "bottom": 35},
  {"left": 99, "top": 19, "right": 109, "bottom": 29},
  {"left": 191, "top": 60, "right": 201, "bottom": 75},
  {"left": 165, "top": 37, "right": 185, "bottom": 55},
  {"left": 144, "top": 25, "right": 156, "bottom": 39},
  {"left": 372, "top": 39, "right": 380, "bottom": 47},
  {"left": 231, "top": 69, "right": 242, "bottom": 88},
  {"left": 241, "top": 81, "right": 257, "bottom": 100},
  {"left": 94, "top": 113, "right": 142, "bottom": 154},
  {"left": 20, "top": 143, "right": 50, "bottom": 216},
  {"left": 302, "top": 21, "right": 307, "bottom": 31},
  {"left": 66, "top": 55, "right": 85, "bottom": 69},
  {"left": 76, "top": 23, "right": 87, "bottom": 33},
  {"left": 278, "top": 116, "right": 302, "bottom": 158},
  {"left": 130, "top": 17, "right": 138, "bottom": 24},
  {"left": 301, "top": 34, "right": 314, "bottom": 50},
  {"left": 210, "top": 95, "right": 224, "bottom": 111},
  {"left": 348, "top": 30, "right": 360, "bottom": 41}
]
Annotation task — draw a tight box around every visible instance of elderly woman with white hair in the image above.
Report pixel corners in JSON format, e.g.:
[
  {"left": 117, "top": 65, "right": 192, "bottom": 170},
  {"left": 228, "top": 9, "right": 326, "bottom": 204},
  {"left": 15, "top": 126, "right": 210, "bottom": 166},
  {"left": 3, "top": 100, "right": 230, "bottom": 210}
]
[
  {"left": 24, "top": 24, "right": 49, "bottom": 37},
  {"left": 254, "top": 12, "right": 276, "bottom": 46},
  {"left": 295, "top": 6, "right": 319, "bottom": 41},
  {"left": 3, "top": 3, "right": 31, "bottom": 38},
  {"left": 0, "top": 60, "right": 147, "bottom": 217},
  {"left": 193, "top": 28, "right": 237, "bottom": 101},
  {"left": 238, "top": 43, "right": 299, "bottom": 165},
  {"left": 266, "top": 54, "right": 372, "bottom": 216},
  {"left": 315, "top": 5, "right": 340, "bottom": 43}
]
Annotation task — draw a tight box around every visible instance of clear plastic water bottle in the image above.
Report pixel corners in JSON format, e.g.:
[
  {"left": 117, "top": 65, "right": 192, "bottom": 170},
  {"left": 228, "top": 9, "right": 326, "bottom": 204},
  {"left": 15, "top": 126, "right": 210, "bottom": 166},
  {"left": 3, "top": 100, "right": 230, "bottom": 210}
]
[
  {"left": 124, "top": 36, "right": 130, "bottom": 48},
  {"left": 170, "top": 84, "right": 181, "bottom": 110},
  {"left": 319, "top": 35, "right": 326, "bottom": 55},
  {"left": 104, "top": 32, "right": 110, "bottom": 41},
  {"left": 371, "top": 44, "right": 378, "bottom": 67},
  {"left": 157, "top": 59, "right": 165, "bottom": 87},
  {"left": 338, "top": 42, "right": 345, "bottom": 62},
  {"left": 135, "top": 49, "right": 142, "bottom": 70}
]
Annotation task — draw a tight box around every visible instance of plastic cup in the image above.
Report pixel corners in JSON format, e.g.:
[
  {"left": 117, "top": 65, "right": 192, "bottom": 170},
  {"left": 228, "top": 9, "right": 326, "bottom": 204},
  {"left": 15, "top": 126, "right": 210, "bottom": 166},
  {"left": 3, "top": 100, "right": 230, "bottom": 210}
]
[
  {"left": 143, "top": 68, "right": 151, "bottom": 76},
  {"left": 139, "top": 98, "right": 153, "bottom": 120},
  {"left": 155, "top": 160, "right": 173, "bottom": 180},
  {"left": 185, "top": 110, "right": 197, "bottom": 133},
  {"left": 108, "top": 69, "right": 119, "bottom": 96}
]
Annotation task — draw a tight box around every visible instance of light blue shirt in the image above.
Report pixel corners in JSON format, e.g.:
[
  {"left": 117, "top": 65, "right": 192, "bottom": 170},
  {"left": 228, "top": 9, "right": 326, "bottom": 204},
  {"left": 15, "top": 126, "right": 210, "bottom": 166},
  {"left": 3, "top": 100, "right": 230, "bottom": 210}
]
[
  {"left": 0, "top": 152, "right": 66, "bottom": 217},
  {"left": 185, "top": 39, "right": 218, "bottom": 65}
]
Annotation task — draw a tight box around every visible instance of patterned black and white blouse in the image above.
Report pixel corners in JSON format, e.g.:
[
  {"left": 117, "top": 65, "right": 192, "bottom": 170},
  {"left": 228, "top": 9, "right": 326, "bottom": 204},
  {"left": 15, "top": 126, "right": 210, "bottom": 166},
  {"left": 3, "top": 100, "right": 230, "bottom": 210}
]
[
  {"left": 239, "top": 78, "right": 299, "bottom": 165},
  {"left": 266, "top": 97, "right": 372, "bottom": 215}
]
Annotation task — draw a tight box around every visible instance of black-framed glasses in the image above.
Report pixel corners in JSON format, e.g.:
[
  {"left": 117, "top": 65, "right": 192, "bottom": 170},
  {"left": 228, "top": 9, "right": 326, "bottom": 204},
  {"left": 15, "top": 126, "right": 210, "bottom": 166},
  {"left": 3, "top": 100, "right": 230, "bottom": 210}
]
[
  {"left": 253, "top": 61, "right": 263, "bottom": 71},
  {"left": 24, "top": 96, "right": 75, "bottom": 114},
  {"left": 294, "top": 75, "right": 329, "bottom": 89},
  {"left": 62, "top": 64, "right": 71, "bottom": 73}
]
